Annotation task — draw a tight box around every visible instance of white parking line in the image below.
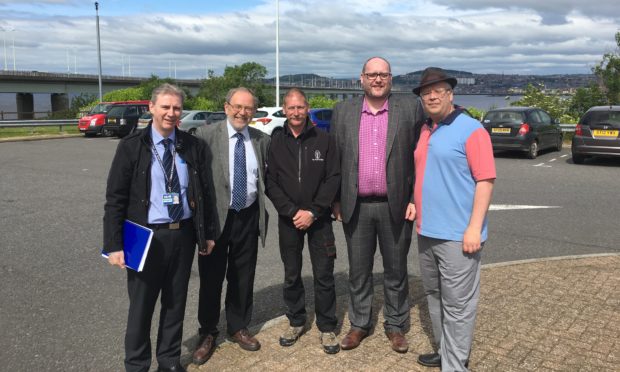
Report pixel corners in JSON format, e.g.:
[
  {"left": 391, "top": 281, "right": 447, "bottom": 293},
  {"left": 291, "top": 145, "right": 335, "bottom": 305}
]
[
  {"left": 560, "top": 154, "right": 568, "bottom": 158},
  {"left": 549, "top": 158, "right": 557, "bottom": 162},
  {"left": 489, "top": 204, "right": 561, "bottom": 211}
]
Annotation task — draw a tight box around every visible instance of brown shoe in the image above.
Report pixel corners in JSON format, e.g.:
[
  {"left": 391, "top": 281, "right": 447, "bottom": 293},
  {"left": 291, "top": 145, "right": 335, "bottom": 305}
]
[
  {"left": 340, "top": 329, "right": 368, "bottom": 350},
  {"left": 385, "top": 331, "right": 408, "bottom": 353},
  {"left": 230, "top": 328, "right": 261, "bottom": 351},
  {"left": 192, "top": 334, "right": 216, "bottom": 365}
]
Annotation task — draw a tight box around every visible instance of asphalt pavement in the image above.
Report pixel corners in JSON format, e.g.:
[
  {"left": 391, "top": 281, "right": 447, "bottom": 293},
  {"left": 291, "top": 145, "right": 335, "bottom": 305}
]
[{"left": 0, "top": 136, "right": 618, "bottom": 371}]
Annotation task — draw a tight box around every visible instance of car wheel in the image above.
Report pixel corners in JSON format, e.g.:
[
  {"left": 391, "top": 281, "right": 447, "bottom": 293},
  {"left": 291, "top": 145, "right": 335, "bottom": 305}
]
[
  {"left": 555, "top": 136, "right": 563, "bottom": 151},
  {"left": 527, "top": 141, "right": 538, "bottom": 159},
  {"left": 188, "top": 128, "right": 196, "bottom": 135},
  {"left": 572, "top": 153, "right": 585, "bottom": 164}
]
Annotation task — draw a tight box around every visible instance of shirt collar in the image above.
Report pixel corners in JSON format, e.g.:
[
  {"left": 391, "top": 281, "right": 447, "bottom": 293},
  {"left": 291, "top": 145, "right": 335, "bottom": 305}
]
[
  {"left": 362, "top": 97, "right": 389, "bottom": 115},
  {"left": 226, "top": 121, "right": 250, "bottom": 140},
  {"left": 150, "top": 126, "right": 176, "bottom": 145},
  {"left": 425, "top": 107, "right": 463, "bottom": 127}
]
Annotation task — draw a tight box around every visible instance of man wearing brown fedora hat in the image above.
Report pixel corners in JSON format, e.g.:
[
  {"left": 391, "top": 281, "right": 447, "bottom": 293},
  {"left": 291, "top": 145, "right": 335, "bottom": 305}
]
[
  {"left": 412, "top": 67, "right": 496, "bottom": 371},
  {"left": 331, "top": 57, "right": 424, "bottom": 353}
]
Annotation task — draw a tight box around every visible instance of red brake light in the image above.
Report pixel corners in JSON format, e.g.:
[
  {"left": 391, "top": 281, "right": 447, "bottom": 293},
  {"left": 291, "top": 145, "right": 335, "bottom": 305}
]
[
  {"left": 256, "top": 118, "right": 272, "bottom": 125},
  {"left": 518, "top": 123, "right": 530, "bottom": 136},
  {"left": 575, "top": 123, "right": 583, "bottom": 136}
]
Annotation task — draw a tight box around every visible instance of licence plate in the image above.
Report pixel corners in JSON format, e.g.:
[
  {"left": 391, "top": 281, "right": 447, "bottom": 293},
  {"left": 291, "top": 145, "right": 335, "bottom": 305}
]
[
  {"left": 492, "top": 127, "right": 511, "bottom": 134},
  {"left": 592, "top": 129, "right": 618, "bottom": 138},
  {"left": 108, "top": 118, "right": 116, "bottom": 124}
]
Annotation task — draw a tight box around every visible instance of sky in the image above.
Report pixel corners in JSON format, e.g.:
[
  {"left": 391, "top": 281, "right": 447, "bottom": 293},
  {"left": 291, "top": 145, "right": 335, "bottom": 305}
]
[{"left": 0, "top": 0, "right": 618, "bottom": 79}]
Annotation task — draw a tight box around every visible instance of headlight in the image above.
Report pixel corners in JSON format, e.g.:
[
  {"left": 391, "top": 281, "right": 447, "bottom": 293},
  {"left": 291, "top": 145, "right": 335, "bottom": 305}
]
[
  {"left": 120, "top": 118, "right": 126, "bottom": 125},
  {"left": 90, "top": 118, "right": 97, "bottom": 126}
]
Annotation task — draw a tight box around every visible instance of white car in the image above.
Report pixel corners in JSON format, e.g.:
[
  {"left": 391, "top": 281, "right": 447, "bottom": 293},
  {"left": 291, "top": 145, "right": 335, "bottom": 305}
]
[{"left": 250, "top": 107, "right": 287, "bottom": 135}]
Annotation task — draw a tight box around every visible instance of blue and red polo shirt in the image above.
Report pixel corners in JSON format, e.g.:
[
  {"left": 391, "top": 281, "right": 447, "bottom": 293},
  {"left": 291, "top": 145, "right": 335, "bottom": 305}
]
[{"left": 414, "top": 109, "right": 496, "bottom": 242}]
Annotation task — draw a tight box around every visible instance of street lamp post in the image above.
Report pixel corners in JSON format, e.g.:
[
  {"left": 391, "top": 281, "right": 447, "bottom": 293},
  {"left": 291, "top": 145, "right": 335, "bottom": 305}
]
[
  {"left": 1, "top": 28, "right": 6, "bottom": 71},
  {"left": 10, "top": 28, "right": 15, "bottom": 71},
  {"left": 95, "top": 2, "right": 103, "bottom": 102},
  {"left": 275, "top": 0, "right": 280, "bottom": 107}
]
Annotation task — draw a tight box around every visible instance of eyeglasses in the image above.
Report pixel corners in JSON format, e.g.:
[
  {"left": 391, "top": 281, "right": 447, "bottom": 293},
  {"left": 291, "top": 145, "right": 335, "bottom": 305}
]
[
  {"left": 226, "top": 102, "right": 255, "bottom": 113},
  {"left": 363, "top": 72, "right": 392, "bottom": 80},
  {"left": 420, "top": 87, "right": 452, "bottom": 100}
]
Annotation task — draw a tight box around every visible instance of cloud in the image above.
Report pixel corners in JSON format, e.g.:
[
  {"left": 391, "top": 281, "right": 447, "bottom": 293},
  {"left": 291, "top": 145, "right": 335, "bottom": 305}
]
[
  {"left": 0, "top": 0, "right": 618, "bottom": 78},
  {"left": 433, "top": 0, "right": 620, "bottom": 24}
]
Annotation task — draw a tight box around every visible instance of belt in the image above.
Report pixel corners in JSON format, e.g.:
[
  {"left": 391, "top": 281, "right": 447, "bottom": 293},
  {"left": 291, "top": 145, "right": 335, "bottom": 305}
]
[
  {"left": 358, "top": 195, "right": 388, "bottom": 203},
  {"left": 148, "top": 218, "right": 192, "bottom": 230}
]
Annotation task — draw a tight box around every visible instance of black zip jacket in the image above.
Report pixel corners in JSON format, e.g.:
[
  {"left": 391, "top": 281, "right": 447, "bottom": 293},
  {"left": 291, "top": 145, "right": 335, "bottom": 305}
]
[
  {"left": 266, "top": 120, "right": 340, "bottom": 219},
  {"left": 103, "top": 124, "right": 216, "bottom": 253}
]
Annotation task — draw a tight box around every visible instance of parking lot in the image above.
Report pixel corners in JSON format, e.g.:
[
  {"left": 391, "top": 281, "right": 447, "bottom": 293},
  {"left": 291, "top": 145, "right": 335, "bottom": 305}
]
[{"left": 0, "top": 136, "right": 618, "bottom": 371}]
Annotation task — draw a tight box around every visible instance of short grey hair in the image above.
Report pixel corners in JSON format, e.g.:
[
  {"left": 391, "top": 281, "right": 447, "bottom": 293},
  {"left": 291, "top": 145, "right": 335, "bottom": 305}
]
[
  {"left": 361, "top": 56, "right": 391, "bottom": 73},
  {"left": 150, "top": 83, "right": 185, "bottom": 104},
  {"left": 282, "top": 88, "right": 308, "bottom": 107},
  {"left": 226, "top": 87, "right": 259, "bottom": 108}
]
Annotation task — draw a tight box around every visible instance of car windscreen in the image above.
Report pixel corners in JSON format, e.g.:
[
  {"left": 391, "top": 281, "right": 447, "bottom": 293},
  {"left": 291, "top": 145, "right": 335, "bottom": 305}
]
[
  {"left": 139, "top": 112, "right": 152, "bottom": 119},
  {"left": 180, "top": 111, "right": 193, "bottom": 119},
  {"left": 483, "top": 111, "right": 523, "bottom": 124},
  {"left": 89, "top": 103, "right": 111, "bottom": 114}
]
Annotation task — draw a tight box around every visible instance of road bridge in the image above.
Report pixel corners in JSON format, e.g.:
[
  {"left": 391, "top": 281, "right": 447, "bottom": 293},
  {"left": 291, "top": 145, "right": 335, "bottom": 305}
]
[{"left": 0, "top": 70, "right": 414, "bottom": 118}]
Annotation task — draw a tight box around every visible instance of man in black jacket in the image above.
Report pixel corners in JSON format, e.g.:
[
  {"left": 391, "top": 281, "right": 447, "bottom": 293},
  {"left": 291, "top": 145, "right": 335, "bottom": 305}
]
[
  {"left": 103, "top": 83, "right": 215, "bottom": 372},
  {"left": 265, "top": 88, "right": 341, "bottom": 354}
]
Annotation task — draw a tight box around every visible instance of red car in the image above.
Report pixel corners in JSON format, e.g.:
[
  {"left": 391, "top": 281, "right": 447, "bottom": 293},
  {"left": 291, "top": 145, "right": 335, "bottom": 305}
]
[{"left": 78, "top": 100, "right": 150, "bottom": 136}]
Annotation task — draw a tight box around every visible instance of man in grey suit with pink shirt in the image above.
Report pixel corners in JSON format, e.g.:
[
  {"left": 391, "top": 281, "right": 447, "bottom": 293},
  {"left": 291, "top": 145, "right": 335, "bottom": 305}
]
[{"left": 331, "top": 56, "right": 424, "bottom": 353}]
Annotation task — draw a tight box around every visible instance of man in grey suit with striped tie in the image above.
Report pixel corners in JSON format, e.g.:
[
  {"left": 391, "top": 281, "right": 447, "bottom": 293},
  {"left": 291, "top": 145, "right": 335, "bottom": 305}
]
[
  {"left": 192, "top": 87, "right": 270, "bottom": 365},
  {"left": 331, "top": 57, "right": 424, "bottom": 353}
]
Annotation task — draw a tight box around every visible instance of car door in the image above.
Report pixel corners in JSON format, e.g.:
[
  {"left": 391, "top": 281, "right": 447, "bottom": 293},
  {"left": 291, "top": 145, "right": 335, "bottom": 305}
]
[
  {"left": 527, "top": 110, "right": 546, "bottom": 147},
  {"left": 536, "top": 109, "right": 555, "bottom": 148}
]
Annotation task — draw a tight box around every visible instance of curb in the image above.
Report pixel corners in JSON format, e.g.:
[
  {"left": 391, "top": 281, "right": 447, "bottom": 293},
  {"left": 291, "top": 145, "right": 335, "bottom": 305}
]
[{"left": 0, "top": 134, "right": 82, "bottom": 143}]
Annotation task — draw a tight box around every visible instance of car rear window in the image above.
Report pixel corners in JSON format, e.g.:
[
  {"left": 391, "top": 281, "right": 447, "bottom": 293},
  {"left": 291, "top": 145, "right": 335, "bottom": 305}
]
[
  {"left": 254, "top": 111, "right": 268, "bottom": 118},
  {"left": 581, "top": 110, "right": 620, "bottom": 126},
  {"left": 483, "top": 111, "right": 523, "bottom": 124}
]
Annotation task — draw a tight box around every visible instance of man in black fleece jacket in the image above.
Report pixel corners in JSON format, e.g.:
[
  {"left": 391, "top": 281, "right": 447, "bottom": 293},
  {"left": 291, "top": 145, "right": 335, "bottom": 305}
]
[{"left": 265, "top": 88, "right": 341, "bottom": 354}]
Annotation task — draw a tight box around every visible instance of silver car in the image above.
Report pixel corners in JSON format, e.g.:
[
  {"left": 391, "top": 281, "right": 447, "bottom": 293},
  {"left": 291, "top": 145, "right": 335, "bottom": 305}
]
[{"left": 178, "top": 110, "right": 212, "bottom": 134}]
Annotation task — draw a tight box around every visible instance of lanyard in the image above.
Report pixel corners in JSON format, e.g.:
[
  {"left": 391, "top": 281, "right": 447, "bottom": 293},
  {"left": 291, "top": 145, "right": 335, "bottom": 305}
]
[{"left": 151, "top": 138, "right": 177, "bottom": 193}]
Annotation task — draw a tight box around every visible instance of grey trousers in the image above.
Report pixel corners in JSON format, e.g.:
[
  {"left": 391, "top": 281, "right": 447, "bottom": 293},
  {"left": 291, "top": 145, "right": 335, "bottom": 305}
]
[
  {"left": 417, "top": 235, "right": 481, "bottom": 372},
  {"left": 343, "top": 201, "right": 412, "bottom": 333}
]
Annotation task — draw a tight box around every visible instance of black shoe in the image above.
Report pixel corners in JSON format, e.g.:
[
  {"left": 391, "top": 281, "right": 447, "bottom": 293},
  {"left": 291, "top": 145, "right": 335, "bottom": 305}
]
[
  {"left": 417, "top": 353, "right": 441, "bottom": 367},
  {"left": 417, "top": 353, "right": 469, "bottom": 369},
  {"left": 157, "top": 363, "right": 186, "bottom": 372}
]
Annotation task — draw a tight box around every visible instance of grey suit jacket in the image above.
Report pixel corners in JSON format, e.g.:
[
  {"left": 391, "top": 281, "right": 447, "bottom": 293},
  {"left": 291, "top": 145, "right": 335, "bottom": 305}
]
[
  {"left": 331, "top": 93, "right": 424, "bottom": 224},
  {"left": 195, "top": 120, "right": 270, "bottom": 246}
]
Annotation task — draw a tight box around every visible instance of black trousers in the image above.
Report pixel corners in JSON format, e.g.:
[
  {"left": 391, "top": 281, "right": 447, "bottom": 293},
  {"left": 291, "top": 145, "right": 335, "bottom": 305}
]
[
  {"left": 124, "top": 221, "right": 196, "bottom": 372},
  {"left": 197, "top": 201, "right": 259, "bottom": 336},
  {"left": 278, "top": 215, "right": 337, "bottom": 332}
]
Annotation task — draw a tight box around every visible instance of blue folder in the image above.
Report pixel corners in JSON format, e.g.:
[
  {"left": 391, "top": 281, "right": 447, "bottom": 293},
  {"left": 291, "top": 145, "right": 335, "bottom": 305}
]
[{"left": 102, "top": 220, "right": 154, "bottom": 272}]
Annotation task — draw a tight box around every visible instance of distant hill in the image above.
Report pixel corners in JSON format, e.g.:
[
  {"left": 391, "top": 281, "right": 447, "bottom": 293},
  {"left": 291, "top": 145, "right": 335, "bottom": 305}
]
[{"left": 265, "top": 71, "right": 596, "bottom": 95}]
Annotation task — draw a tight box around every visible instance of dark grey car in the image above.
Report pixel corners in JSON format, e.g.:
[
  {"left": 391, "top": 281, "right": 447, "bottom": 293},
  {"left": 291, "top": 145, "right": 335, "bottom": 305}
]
[
  {"left": 481, "top": 107, "right": 563, "bottom": 159},
  {"left": 571, "top": 106, "right": 620, "bottom": 164}
]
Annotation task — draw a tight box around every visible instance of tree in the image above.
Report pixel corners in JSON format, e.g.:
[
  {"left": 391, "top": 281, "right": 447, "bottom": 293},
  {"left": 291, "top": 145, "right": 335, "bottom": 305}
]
[
  {"left": 102, "top": 75, "right": 190, "bottom": 103},
  {"left": 308, "top": 95, "right": 338, "bottom": 109},
  {"left": 593, "top": 31, "right": 620, "bottom": 105},
  {"left": 510, "top": 83, "right": 575, "bottom": 122},
  {"left": 198, "top": 62, "right": 274, "bottom": 109},
  {"left": 568, "top": 84, "right": 606, "bottom": 119}
]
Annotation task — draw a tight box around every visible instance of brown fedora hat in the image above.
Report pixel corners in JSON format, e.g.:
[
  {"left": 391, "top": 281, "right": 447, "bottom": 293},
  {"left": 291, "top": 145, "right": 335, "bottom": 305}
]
[{"left": 412, "top": 67, "right": 457, "bottom": 95}]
